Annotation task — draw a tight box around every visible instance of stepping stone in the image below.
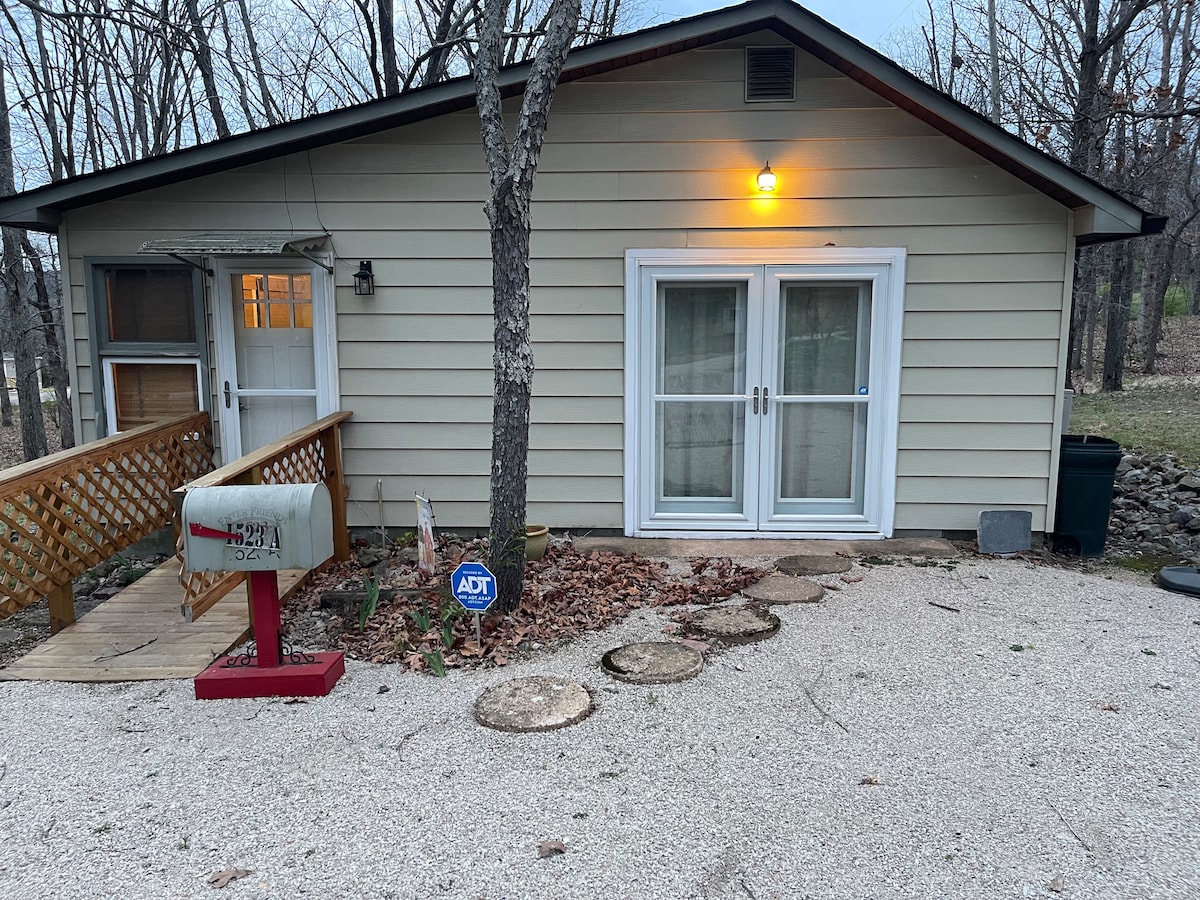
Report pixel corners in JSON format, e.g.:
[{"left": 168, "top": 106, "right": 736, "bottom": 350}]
[
  {"left": 691, "top": 605, "right": 780, "bottom": 644},
  {"left": 475, "top": 676, "right": 592, "bottom": 733},
  {"left": 775, "top": 555, "right": 852, "bottom": 576},
  {"left": 742, "top": 575, "right": 824, "bottom": 604},
  {"left": 601, "top": 642, "right": 703, "bottom": 684}
]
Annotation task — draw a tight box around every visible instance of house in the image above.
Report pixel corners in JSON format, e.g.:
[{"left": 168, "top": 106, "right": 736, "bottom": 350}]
[{"left": 0, "top": 0, "right": 1160, "bottom": 542}]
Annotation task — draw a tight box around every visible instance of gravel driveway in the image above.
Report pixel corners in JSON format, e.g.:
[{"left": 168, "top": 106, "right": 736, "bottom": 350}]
[{"left": 0, "top": 555, "right": 1197, "bottom": 899}]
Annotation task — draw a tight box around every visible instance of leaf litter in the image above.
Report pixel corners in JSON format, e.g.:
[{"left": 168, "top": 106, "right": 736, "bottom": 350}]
[{"left": 283, "top": 536, "right": 765, "bottom": 676}]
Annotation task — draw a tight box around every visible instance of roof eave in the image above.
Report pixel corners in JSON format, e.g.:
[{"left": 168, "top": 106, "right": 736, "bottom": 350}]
[{"left": 0, "top": 0, "right": 1154, "bottom": 241}]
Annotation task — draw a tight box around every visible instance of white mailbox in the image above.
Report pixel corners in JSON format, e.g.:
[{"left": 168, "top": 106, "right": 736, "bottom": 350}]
[{"left": 182, "top": 483, "right": 333, "bottom": 572}]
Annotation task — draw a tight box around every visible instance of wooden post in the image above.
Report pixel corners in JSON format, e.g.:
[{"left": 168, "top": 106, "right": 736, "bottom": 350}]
[
  {"left": 322, "top": 422, "right": 351, "bottom": 562},
  {"left": 47, "top": 581, "right": 75, "bottom": 634}
]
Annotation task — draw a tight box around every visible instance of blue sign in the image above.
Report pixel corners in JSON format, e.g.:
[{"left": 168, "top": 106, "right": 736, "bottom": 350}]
[{"left": 451, "top": 562, "right": 497, "bottom": 612}]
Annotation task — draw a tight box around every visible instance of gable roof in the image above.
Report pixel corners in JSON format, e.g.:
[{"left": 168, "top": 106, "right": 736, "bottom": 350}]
[{"left": 0, "top": 0, "right": 1162, "bottom": 244}]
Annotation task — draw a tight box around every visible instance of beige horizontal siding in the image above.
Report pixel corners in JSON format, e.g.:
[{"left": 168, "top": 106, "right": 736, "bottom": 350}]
[
  {"left": 903, "top": 310, "right": 1063, "bottom": 339},
  {"left": 896, "top": 503, "right": 1047, "bottom": 532},
  {"left": 896, "top": 476, "right": 1047, "bottom": 504},
  {"left": 899, "top": 423, "right": 1055, "bottom": 450},
  {"left": 899, "top": 395, "right": 1057, "bottom": 423},
  {"left": 338, "top": 368, "right": 624, "bottom": 397},
  {"left": 63, "top": 31, "right": 1070, "bottom": 532},
  {"left": 340, "top": 422, "right": 624, "bottom": 451},
  {"left": 901, "top": 367, "right": 1059, "bottom": 395},
  {"left": 897, "top": 449, "right": 1052, "bottom": 478},
  {"left": 345, "top": 395, "right": 622, "bottom": 424},
  {"left": 348, "top": 448, "right": 621, "bottom": 476}
]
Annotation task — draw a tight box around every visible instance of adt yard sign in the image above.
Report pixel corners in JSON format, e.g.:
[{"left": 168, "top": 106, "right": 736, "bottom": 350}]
[{"left": 452, "top": 562, "right": 497, "bottom": 612}]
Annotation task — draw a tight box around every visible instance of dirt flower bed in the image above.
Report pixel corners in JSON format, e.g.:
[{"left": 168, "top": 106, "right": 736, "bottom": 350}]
[{"left": 283, "top": 535, "right": 766, "bottom": 675}]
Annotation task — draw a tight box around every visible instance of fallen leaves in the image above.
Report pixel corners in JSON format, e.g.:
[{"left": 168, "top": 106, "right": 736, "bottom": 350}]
[
  {"left": 285, "top": 539, "right": 766, "bottom": 677},
  {"left": 207, "top": 869, "right": 251, "bottom": 889}
]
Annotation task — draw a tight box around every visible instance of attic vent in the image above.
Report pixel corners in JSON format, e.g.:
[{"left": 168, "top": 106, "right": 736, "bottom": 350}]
[{"left": 745, "top": 47, "right": 795, "bottom": 102}]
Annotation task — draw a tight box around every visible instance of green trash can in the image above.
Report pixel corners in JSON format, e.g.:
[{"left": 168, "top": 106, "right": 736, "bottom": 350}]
[{"left": 1053, "top": 435, "right": 1122, "bottom": 557}]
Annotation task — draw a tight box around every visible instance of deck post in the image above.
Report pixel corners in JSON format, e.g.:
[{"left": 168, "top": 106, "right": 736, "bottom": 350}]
[
  {"left": 322, "top": 425, "right": 351, "bottom": 562},
  {"left": 47, "top": 581, "right": 75, "bottom": 634}
]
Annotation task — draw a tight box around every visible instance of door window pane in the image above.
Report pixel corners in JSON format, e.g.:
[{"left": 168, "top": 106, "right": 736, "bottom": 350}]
[
  {"left": 777, "top": 402, "right": 867, "bottom": 504},
  {"left": 657, "top": 285, "right": 745, "bottom": 395},
  {"left": 103, "top": 267, "right": 196, "bottom": 344},
  {"left": 657, "top": 401, "right": 744, "bottom": 505},
  {"left": 235, "top": 273, "right": 313, "bottom": 330},
  {"left": 780, "top": 284, "right": 870, "bottom": 395}
]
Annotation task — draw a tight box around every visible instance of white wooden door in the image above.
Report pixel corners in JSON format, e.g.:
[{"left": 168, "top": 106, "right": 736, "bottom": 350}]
[{"left": 214, "top": 260, "right": 337, "bottom": 459}]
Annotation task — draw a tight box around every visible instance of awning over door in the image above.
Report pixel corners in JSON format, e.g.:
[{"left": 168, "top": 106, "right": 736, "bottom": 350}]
[{"left": 138, "top": 232, "right": 329, "bottom": 255}]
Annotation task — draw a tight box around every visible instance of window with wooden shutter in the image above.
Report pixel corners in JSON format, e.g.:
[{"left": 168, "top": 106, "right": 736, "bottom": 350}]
[
  {"left": 108, "top": 360, "right": 202, "bottom": 431},
  {"left": 90, "top": 262, "right": 206, "bottom": 435}
]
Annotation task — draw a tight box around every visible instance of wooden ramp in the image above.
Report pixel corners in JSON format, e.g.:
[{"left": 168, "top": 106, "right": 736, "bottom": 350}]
[{"left": 0, "top": 559, "right": 306, "bottom": 683}]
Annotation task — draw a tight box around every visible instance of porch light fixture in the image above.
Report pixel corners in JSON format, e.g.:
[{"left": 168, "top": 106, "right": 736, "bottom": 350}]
[
  {"left": 353, "top": 260, "right": 375, "bottom": 296},
  {"left": 756, "top": 161, "right": 777, "bottom": 192}
]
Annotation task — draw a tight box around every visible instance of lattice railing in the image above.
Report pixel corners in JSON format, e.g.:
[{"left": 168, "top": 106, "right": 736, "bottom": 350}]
[
  {"left": 173, "top": 412, "right": 351, "bottom": 621},
  {"left": 0, "top": 412, "right": 215, "bottom": 631}
]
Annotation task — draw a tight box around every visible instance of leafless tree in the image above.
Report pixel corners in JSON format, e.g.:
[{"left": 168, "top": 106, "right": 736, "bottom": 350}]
[{"left": 474, "top": 0, "right": 582, "bottom": 611}]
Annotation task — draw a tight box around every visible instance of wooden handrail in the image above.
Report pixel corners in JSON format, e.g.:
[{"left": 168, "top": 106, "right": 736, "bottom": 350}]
[
  {"left": 173, "top": 411, "right": 352, "bottom": 621},
  {"left": 0, "top": 411, "right": 215, "bottom": 632}
]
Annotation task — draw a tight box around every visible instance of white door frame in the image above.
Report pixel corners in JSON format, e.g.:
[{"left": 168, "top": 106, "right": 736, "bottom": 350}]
[
  {"left": 623, "top": 248, "right": 906, "bottom": 539},
  {"left": 212, "top": 256, "right": 339, "bottom": 460}
]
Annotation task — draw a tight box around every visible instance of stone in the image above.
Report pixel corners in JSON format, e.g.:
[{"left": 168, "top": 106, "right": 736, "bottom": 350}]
[
  {"left": 741, "top": 575, "right": 824, "bottom": 604},
  {"left": 691, "top": 605, "right": 781, "bottom": 644},
  {"left": 1170, "top": 506, "right": 1198, "bottom": 525},
  {"left": 977, "top": 509, "right": 1032, "bottom": 555},
  {"left": 1178, "top": 475, "right": 1200, "bottom": 492},
  {"left": 0, "top": 626, "right": 20, "bottom": 643},
  {"left": 474, "top": 676, "right": 592, "bottom": 733},
  {"left": 775, "top": 555, "right": 852, "bottom": 576},
  {"left": 601, "top": 642, "right": 703, "bottom": 684}
]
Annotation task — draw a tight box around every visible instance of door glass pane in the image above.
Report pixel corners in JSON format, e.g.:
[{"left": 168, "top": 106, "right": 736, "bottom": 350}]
[
  {"left": 657, "top": 401, "right": 745, "bottom": 512},
  {"left": 780, "top": 283, "right": 870, "bottom": 396},
  {"left": 777, "top": 403, "right": 867, "bottom": 506},
  {"left": 657, "top": 285, "right": 745, "bottom": 395}
]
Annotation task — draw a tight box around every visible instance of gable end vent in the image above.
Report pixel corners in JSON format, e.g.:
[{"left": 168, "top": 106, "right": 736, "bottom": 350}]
[{"left": 746, "top": 47, "right": 795, "bottom": 102}]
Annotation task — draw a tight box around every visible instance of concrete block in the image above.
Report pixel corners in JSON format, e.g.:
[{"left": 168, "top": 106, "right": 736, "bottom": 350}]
[{"left": 977, "top": 510, "right": 1032, "bottom": 556}]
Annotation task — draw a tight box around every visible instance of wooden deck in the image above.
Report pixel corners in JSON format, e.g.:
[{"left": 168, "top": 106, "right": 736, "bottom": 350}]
[{"left": 0, "top": 559, "right": 306, "bottom": 683}]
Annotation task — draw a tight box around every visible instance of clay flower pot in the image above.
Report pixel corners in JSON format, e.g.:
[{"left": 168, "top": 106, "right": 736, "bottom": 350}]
[{"left": 525, "top": 524, "right": 550, "bottom": 561}]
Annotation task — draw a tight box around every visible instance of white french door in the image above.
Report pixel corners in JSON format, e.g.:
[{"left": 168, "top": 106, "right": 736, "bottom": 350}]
[
  {"left": 626, "top": 250, "right": 905, "bottom": 537},
  {"left": 213, "top": 259, "right": 338, "bottom": 460}
]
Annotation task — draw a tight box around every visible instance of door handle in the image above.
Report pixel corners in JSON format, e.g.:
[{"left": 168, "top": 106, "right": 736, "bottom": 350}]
[
  {"left": 752, "top": 387, "right": 759, "bottom": 415},
  {"left": 224, "top": 380, "right": 231, "bottom": 409},
  {"left": 762, "top": 387, "right": 769, "bottom": 412}
]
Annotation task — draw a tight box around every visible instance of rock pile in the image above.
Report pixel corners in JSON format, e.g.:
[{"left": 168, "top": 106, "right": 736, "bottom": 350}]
[{"left": 1108, "top": 451, "right": 1200, "bottom": 563}]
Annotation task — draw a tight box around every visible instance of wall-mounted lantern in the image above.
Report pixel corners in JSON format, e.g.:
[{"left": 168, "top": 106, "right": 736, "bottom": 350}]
[
  {"left": 756, "top": 161, "right": 777, "bottom": 192},
  {"left": 353, "top": 260, "right": 375, "bottom": 296}
]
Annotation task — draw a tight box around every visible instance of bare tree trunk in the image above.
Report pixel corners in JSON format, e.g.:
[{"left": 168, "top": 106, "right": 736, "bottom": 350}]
[
  {"left": 378, "top": 0, "right": 400, "bottom": 97},
  {"left": 0, "top": 64, "right": 46, "bottom": 458},
  {"left": 1102, "top": 241, "right": 1134, "bottom": 391},
  {"left": 0, "top": 340, "right": 11, "bottom": 427},
  {"left": 986, "top": 0, "right": 1001, "bottom": 122},
  {"left": 183, "top": 0, "right": 231, "bottom": 139},
  {"left": 21, "top": 235, "right": 72, "bottom": 447},
  {"left": 475, "top": 0, "right": 581, "bottom": 612}
]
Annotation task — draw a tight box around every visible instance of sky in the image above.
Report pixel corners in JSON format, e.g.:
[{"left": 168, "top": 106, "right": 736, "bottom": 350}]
[{"left": 651, "top": 0, "right": 926, "bottom": 48}]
